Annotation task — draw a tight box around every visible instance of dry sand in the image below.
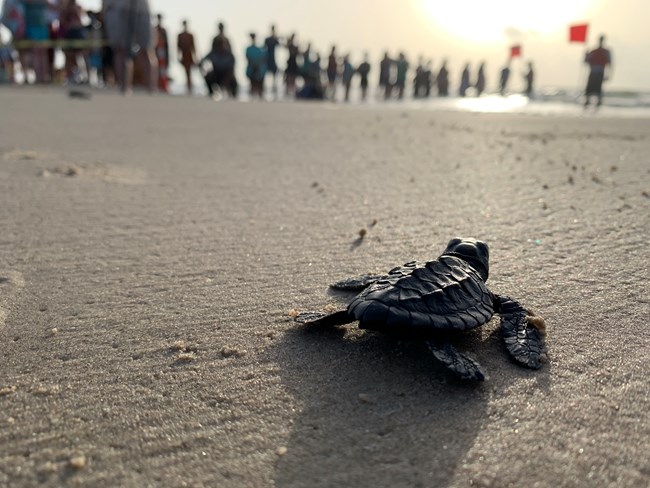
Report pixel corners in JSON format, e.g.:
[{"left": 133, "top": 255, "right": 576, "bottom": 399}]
[{"left": 0, "top": 87, "right": 649, "bottom": 487}]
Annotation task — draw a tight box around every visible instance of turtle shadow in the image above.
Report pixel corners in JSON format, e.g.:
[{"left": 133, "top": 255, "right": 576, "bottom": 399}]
[{"left": 267, "top": 323, "right": 491, "bottom": 488}]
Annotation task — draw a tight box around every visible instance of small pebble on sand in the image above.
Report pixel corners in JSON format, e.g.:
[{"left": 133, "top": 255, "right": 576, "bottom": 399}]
[
  {"left": 0, "top": 386, "right": 17, "bottom": 396},
  {"left": 221, "top": 346, "right": 247, "bottom": 358},
  {"left": 69, "top": 455, "right": 87, "bottom": 470},
  {"left": 276, "top": 446, "right": 288, "bottom": 456},
  {"left": 176, "top": 352, "right": 196, "bottom": 362},
  {"left": 358, "top": 393, "right": 374, "bottom": 404}
]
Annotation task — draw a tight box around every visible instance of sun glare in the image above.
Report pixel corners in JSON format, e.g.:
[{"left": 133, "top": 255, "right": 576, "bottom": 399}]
[{"left": 420, "top": 0, "right": 595, "bottom": 44}]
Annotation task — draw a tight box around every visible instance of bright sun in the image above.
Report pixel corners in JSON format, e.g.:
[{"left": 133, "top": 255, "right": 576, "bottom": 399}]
[{"left": 420, "top": 0, "right": 595, "bottom": 44}]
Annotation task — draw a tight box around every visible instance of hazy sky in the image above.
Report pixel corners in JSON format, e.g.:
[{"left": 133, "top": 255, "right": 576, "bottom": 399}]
[{"left": 7, "top": 0, "right": 650, "bottom": 90}]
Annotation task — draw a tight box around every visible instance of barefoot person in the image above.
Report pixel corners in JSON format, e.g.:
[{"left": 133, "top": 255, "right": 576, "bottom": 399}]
[
  {"left": 177, "top": 19, "right": 196, "bottom": 94},
  {"left": 103, "top": 0, "right": 157, "bottom": 94},
  {"left": 584, "top": 34, "right": 612, "bottom": 108}
]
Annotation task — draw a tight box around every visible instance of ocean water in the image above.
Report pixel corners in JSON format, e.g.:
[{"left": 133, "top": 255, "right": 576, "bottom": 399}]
[{"left": 169, "top": 79, "right": 650, "bottom": 118}]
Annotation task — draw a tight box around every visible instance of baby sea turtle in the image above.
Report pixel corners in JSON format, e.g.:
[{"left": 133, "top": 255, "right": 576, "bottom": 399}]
[{"left": 295, "top": 238, "right": 547, "bottom": 381}]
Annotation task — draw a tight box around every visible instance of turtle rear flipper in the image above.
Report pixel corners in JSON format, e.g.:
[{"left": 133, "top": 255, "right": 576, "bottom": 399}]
[
  {"left": 426, "top": 340, "right": 486, "bottom": 381},
  {"left": 330, "top": 275, "right": 386, "bottom": 291},
  {"left": 496, "top": 295, "right": 547, "bottom": 369},
  {"left": 295, "top": 310, "right": 352, "bottom": 327},
  {"left": 330, "top": 262, "right": 422, "bottom": 291}
]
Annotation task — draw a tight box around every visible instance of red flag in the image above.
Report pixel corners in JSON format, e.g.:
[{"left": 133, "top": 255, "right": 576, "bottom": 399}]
[
  {"left": 569, "top": 23, "right": 588, "bottom": 43},
  {"left": 510, "top": 45, "right": 521, "bottom": 58}
]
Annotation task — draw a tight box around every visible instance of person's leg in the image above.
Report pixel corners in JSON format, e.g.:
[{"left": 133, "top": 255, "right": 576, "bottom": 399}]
[
  {"left": 32, "top": 47, "right": 48, "bottom": 83},
  {"left": 204, "top": 70, "right": 214, "bottom": 95},
  {"left": 184, "top": 64, "right": 192, "bottom": 94},
  {"left": 133, "top": 48, "right": 156, "bottom": 92}
]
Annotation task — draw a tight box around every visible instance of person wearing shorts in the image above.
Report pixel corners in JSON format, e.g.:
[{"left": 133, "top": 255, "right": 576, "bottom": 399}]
[{"left": 103, "top": 0, "right": 156, "bottom": 93}]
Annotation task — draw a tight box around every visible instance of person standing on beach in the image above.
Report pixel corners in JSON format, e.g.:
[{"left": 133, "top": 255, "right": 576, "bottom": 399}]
[
  {"left": 523, "top": 61, "right": 534, "bottom": 98},
  {"left": 584, "top": 35, "right": 612, "bottom": 108},
  {"left": 177, "top": 19, "right": 195, "bottom": 94},
  {"left": 245, "top": 32, "right": 266, "bottom": 99},
  {"left": 213, "top": 21, "right": 231, "bottom": 54},
  {"left": 357, "top": 53, "right": 370, "bottom": 101},
  {"left": 22, "top": 0, "right": 51, "bottom": 83},
  {"left": 459, "top": 63, "right": 470, "bottom": 96},
  {"left": 326, "top": 45, "right": 338, "bottom": 100},
  {"left": 264, "top": 24, "right": 279, "bottom": 96},
  {"left": 341, "top": 54, "right": 353, "bottom": 102},
  {"left": 475, "top": 62, "right": 486, "bottom": 96},
  {"left": 59, "top": 0, "right": 86, "bottom": 84},
  {"left": 499, "top": 61, "right": 510, "bottom": 96},
  {"left": 284, "top": 33, "right": 299, "bottom": 96},
  {"left": 103, "top": 0, "right": 157, "bottom": 94},
  {"left": 154, "top": 13, "right": 169, "bottom": 92},
  {"left": 379, "top": 52, "right": 391, "bottom": 99},
  {"left": 395, "top": 52, "right": 408, "bottom": 99},
  {"left": 437, "top": 60, "right": 449, "bottom": 97}
]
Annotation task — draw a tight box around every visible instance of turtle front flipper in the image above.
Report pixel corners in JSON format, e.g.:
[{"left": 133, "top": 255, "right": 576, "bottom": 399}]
[
  {"left": 294, "top": 310, "right": 353, "bottom": 327},
  {"left": 495, "top": 295, "right": 547, "bottom": 369},
  {"left": 426, "top": 340, "right": 486, "bottom": 381}
]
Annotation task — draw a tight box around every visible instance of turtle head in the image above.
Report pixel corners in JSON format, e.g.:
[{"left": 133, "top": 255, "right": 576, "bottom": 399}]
[{"left": 443, "top": 238, "right": 490, "bottom": 281}]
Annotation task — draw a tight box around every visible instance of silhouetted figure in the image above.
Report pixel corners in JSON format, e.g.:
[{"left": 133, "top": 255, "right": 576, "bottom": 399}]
[
  {"left": 395, "top": 52, "right": 408, "bottom": 99},
  {"left": 584, "top": 35, "right": 612, "bottom": 108},
  {"left": 284, "top": 34, "right": 300, "bottom": 96},
  {"left": 326, "top": 46, "right": 338, "bottom": 100},
  {"left": 285, "top": 33, "right": 300, "bottom": 96},
  {"left": 297, "top": 50, "right": 324, "bottom": 100},
  {"left": 499, "top": 61, "right": 510, "bottom": 96},
  {"left": 475, "top": 62, "right": 486, "bottom": 96},
  {"left": 413, "top": 57, "right": 425, "bottom": 98},
  {"left": 459, "top": 63, "right": 470, "bottom": 97},
  {"left": 246, "top": 33, "right": 266, "bottom": 98},
  {"left": 213, "top": 22, "right": 231, "bottom": 54},
  {"left": 437, "top": 60, "right": 449, "bottom": 97},
  {"left": 301, "top": 43, "right": 312, "bottom": 77},
  {"left": 357, "top": 53, "right": 370, "bottom": 101},
  {"left": 264, "top": 25, "right": 280, "bottom": 95},
  {"left": 523, "top": 61, "right": 534, "bottom": 98},
  {"left": 154, "top": 13, "right": 169, "bottom": 92},
  {"left": 177, "top": 19, "right": 196, "bottom": 94},
  {"left": 379, "top": 52, "right": 392, "bottom": 99},
  {"left": 341, "top": 54, "right": 354, "bottom": 102},
  {"left": 423, "top": 61, "right": 433, "bottom": 97},
  {"left": 199, "top": 35, "right": 237, "bottom": 98}
]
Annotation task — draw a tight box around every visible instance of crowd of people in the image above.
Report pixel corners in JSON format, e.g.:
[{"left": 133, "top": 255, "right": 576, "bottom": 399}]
[{"left": 0, "top": 1, "right": 611, "bottom": 104}]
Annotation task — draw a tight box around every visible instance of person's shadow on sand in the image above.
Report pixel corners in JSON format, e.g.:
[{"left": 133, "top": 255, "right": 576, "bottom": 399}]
[{"left": 266, "top": 315, "right": 493, "bottom": 488}]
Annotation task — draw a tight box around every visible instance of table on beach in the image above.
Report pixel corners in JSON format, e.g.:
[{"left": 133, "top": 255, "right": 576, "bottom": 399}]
[{"left": 1, "top": 87, "right": 649, "bottom": 487}]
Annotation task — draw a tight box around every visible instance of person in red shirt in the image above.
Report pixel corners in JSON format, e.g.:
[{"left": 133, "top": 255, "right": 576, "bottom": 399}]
[
  {"left": 584, "top": 35, "right": 612, "bottom": 107},
  {"left": 177, "top": 19, "right": 196, "bottom": 94}
]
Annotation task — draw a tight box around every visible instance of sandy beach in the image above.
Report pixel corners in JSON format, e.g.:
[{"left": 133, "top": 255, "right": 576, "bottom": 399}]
[{"left": 0, "top": 87, "right": 649, "bottom": 487}]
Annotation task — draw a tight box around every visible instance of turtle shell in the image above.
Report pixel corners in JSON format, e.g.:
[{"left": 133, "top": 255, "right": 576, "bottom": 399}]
[{"left": 347, "top": 255, "right": 494, "bottom": 332}]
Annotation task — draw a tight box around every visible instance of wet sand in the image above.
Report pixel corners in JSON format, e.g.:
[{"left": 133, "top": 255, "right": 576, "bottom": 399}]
[{"left": 0, "top": 87, "right": 649, "bottom": 487}]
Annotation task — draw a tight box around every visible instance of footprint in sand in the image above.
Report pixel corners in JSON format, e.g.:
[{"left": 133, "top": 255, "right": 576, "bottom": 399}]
[
  {"left": 40, "top": 162, "right": 147, "bottom": 185},
  {"left": 0, "top": 271, "right": 25, "bottom": 330},
  {"left": 3, "top": 150, "right": 51, "bottom": 162}
]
